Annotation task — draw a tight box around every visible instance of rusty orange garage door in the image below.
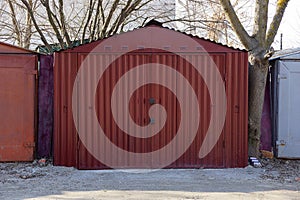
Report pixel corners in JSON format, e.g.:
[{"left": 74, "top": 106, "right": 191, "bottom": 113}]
[{"left": 0, "top": 44, "right": 37, "bottom": 161}]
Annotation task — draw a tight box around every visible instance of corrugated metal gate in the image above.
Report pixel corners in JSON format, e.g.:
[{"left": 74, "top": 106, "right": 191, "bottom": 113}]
[
  {"left": 53, "top": 25, "right": 248, "bottom": 169},
  {"left": 75, "top": 52, "right": 225, "bottom": 169},
  {"left": 0, "top": 43, "right": 37, "bottom": 161}
]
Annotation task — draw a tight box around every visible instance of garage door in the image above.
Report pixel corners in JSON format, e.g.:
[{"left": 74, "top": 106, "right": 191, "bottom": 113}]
[
  {"left": 75, "top": 52, "right": 226, "bottom": 169},
  {"left": 277, "top": 61, "right": 300, "bottom": 158},
  {"left": 0, "top": 54, "right": 36, "bottom": 161}
]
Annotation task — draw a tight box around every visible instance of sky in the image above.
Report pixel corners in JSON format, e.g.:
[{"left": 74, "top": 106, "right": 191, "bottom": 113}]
[
  {"left": 273, "top": 0, "right": 300, "bottom": 50},
  {"left": 175, "top": 0, "right": 300, "bottom": 50},
  {"left": 0, "top": 0, "right": 298, "bottom": 50}
]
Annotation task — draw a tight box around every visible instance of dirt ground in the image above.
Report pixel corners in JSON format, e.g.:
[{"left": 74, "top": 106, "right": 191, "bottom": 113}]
[{"left": 0, "top": 158, "right": 299, "bottom": 200}]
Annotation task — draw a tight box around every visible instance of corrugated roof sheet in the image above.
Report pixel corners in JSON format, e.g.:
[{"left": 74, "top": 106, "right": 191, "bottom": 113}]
[
  {"left": 148, "top": 20, "right": 246, "bottom": 51},
  {"left": 38, "top": 20, "right": 246, "bottom": 53},
  {"left": 270, "top": 47, "right": 300, "bottom": 60}
]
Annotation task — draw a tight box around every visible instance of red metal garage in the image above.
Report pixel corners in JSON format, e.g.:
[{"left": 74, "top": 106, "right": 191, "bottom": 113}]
[
  {"left": 53, "top": 23, "right": 248, "bottom": 169},
  {"left": 0, "top": 42, "right": 37, "bottom": 161}
]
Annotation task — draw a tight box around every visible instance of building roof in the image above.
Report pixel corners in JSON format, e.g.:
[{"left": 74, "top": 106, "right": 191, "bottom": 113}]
[
  {"left": 0, "top": 41, "right": 37, "bottom": 54},
  {"left": 270, "top": 47, "right": 300, "bottom": 60},
  {"left": 39, "top": 20, "right": 246, "bottom": 54},
  {"left": 145, "top": 20, "right": 245, "bottom": 51}
]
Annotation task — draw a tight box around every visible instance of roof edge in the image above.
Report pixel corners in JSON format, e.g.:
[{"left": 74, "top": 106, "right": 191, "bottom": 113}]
[
  {"left": 42, "top": 20, "right": 247, "bottom": 53},
  {"left": 270, "top": 47, "right": 300, "bottom": 60},
  {"left": 0, "top": 41, "right": 38, "bottom": 54}
]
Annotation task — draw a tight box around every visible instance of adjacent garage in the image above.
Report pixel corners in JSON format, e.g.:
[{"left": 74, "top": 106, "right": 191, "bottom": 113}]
[
  {"left": 0, "top": 42, "right": 37, "bottom": 161},
  {"left": 270, "top": 48, "right": 300, "bottom": 158}
]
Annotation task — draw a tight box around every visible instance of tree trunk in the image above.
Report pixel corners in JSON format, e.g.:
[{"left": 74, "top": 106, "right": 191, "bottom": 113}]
[{"left": 248, "top": 53, "right": 269, "bottom": 157}]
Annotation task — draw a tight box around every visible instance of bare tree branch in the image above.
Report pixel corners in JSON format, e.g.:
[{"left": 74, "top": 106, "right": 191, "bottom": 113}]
[
  {"left": 7, "top": 0, "right": 22, "bottom": 46},
  {"left": 100, "top": 0, "right": 120, "bottom": 38},
  {"left": 23, "top": 0, "right": 33, "bottom": 48},
  {"left": 266, "top": 0, "right": 289, "bottom": 47},
  {"left": 91, "top": 0, "right": 101, "bottom": 41},
  {"left": 41, "top": 0, "right": 64, "bottom": 48},
  {"left": 20, "top": 0, "right": 52, "bottom": 53},
  {"left": 82, "top": 0, "right": 95, "bottom": 42},
  {"left": 219, "top": 0, "right": 253, "bottom": 50},
  {"left": 252, "top": 0, "right": 268, "bottom": 46},
  {"left": 58, "top": 0, "right": 72, "bottom": 47}
]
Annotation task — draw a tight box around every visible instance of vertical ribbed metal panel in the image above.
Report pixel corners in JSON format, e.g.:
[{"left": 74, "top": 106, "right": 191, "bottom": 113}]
[
  {"left": 224, "top": 52, "right": 248, "bottom": 167},
  {"left": 53, "top": 52, "right": 78, "bottom": 167},
  {"left": 53, "top": 26, "right": 248, "bottom": 169}
]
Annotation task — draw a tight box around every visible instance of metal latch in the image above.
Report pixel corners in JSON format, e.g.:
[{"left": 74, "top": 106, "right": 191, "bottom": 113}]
[
  {"left": 149, "top": 98, "right": 156, "bottom": 105},
  {"left": 25, "top": 69, "right": 38, "bottom": 79},
  {"left": 25, "top": 69, "right": 38, "bottom": 75},
  {"left": 149, "top": 118, "right": 155, "bottom": 124},
  {"left": 278, "top": 74, "right": 287, "bottom": 80},
  {"left": 276, "top": 140, "right": 286, "bottom": 146},
  {"left": 23, "top": 142, "right": 35, "bottom": 148}
]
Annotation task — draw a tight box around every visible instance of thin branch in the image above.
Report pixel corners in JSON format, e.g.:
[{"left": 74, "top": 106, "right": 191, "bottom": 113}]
[
  {"left": 20, "top": 0, "right": 52, "bottom": 53},
  {"left": 41, "top": 0, "right": 64, "bottom": 48},
  {"left": 58, "top": 0, "right": 72, "bottom": 47},
  {"left": 100, "top": 0, "right": 120, "bottom": 38},
  {"left": 220, "top": 0, "right": 253, "bottom": 50},
  {"left": 24, "top": 0, "right": 33, "bottom": 49},
  {"left": 7, "top": 0, "right": 22, "bottom": 46},
  {"left": 91, "top": 0, "right": 101, "bottom": 41},
  {"left": 81, "top": 0, "right": 95, "bottom": 43}
]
